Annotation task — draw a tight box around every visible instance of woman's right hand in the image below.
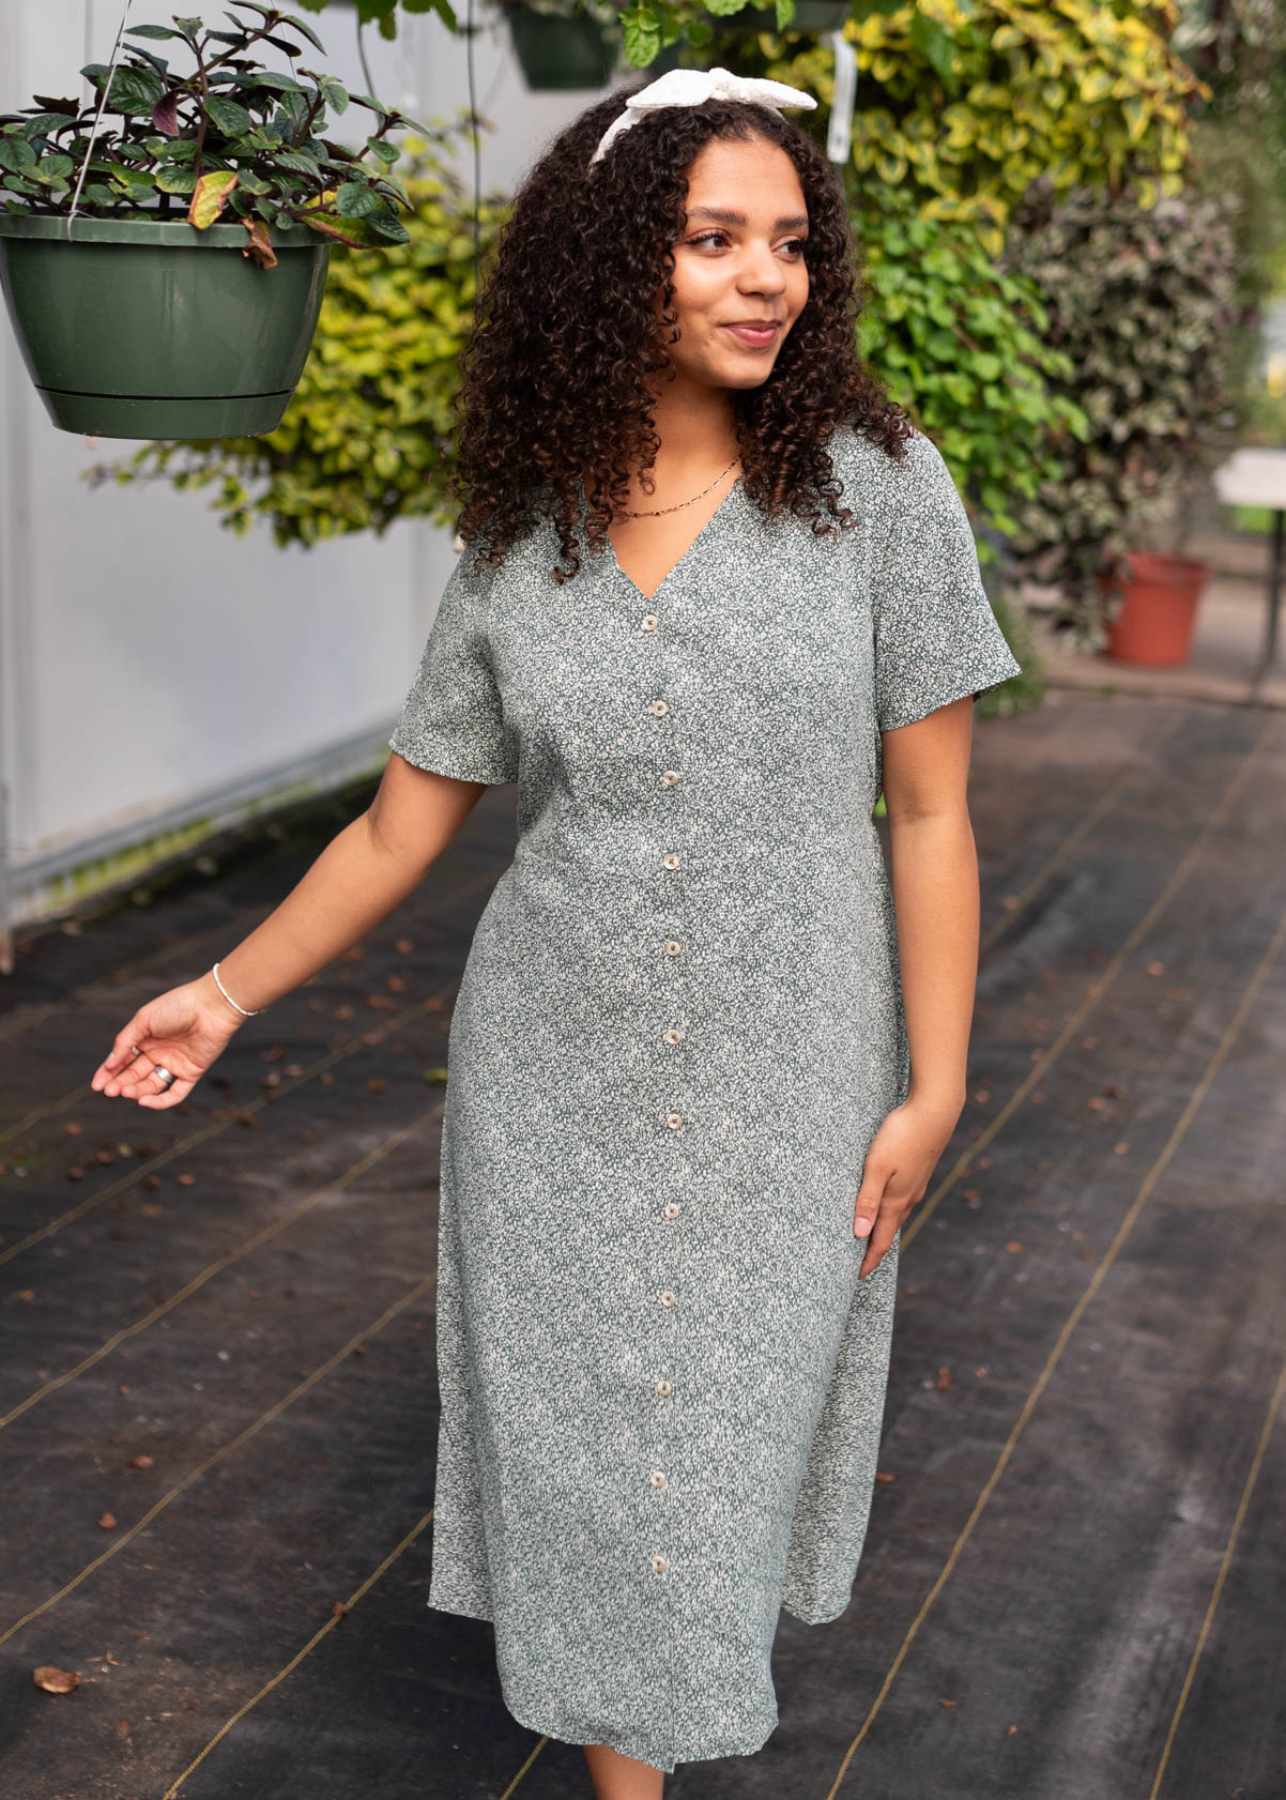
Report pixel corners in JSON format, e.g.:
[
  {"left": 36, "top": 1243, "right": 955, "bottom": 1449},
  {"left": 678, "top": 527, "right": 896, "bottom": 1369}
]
[{"left": 90, "top": 973, "right": 246, "bottom": 1109}]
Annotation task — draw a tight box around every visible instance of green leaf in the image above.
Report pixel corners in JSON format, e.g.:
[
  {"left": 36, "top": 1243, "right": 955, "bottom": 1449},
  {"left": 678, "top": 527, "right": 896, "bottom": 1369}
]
[
  {"left": 366, "top": 137, "right": 398, "bottom": 165},
  {"left": 335, "top": 180, "right": 378, "bottom": 217},
  {"left": 282, "top": 11, "right": 327, "bottom": 51},
  {"left": 364, "top": 206, "right": 410, "bottom": 242},
  {"left": 0, "top": 137, "right": 36, "bottom": 173},
  {"left": 274, "top": 148, "right": 322, "bottom": 178},
  {"left": 156, "top": 166, "right": 199, "bottom": 194},
  {"left": 38, "top": 153, "right": 74, "bottom": 180},
  {"left": 244, "top": 72, "right": 308, "bottom": 93},
  {"left": 105, "top": 65, "right": 166, "bottom": 115},
  {"left": 319, "top": 77, "right": 348, "bottom": 115},
  {"left": 205, "top": 95, "right": 253, "bottom": 136},
  {"left": 126, "top": 23, "right": 180, "bottom": 39}
]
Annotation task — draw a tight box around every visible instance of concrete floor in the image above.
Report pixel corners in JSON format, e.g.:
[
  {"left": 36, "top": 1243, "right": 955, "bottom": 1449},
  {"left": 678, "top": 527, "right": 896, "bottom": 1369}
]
[{"left": 0, "top": 689, "right": 1283, "bottom": 1799}]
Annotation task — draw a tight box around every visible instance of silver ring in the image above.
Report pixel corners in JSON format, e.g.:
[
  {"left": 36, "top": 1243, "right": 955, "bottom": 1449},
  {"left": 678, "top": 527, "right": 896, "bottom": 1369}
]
[{"left": 153, "top": 1065, "right": 175, "bottom": 1089}]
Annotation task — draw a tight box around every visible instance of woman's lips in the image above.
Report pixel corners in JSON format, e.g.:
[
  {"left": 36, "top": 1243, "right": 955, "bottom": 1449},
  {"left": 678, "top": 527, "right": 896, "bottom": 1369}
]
[{"left": 723, "top": 322, "right": 779, "bottom": 348}]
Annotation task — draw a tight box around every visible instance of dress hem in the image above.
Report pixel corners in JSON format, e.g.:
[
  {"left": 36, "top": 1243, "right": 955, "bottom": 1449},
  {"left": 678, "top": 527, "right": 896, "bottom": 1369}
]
[{"left": 424, "top": 1594, "right": 778, "bottom": 1773}]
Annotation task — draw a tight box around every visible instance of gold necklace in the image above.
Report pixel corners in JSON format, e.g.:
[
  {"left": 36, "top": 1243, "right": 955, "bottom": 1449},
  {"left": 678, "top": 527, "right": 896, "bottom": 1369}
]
[{"left": 621, "top": 454, "right": 741, "bottom": 518}]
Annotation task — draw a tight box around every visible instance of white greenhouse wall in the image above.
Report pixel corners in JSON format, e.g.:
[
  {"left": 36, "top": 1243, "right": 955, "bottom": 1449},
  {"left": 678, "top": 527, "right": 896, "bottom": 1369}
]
[{"left": 0, "top": 0, "right": 614, "bottom": 949}]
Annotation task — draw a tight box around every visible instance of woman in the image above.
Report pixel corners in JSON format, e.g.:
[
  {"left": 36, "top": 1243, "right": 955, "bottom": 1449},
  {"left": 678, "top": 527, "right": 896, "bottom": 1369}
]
[{"left": 90, "top": 66, "right": 1021, "bottom": 1800}]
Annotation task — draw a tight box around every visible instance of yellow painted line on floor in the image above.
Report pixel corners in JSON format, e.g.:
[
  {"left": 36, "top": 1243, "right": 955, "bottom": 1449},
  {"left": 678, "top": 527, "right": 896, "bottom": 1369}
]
[
  {"left": 823, "top": 893, "right": 1286, "bottom": 1798},
  {"left": 902, "top": 706, "right": 1281, "bottom": 1252},
  {"left": 0, "top": 1271, "right": 436, "bottom": 1646},
  {"left": 1146, "top": 1345, "right": 1286, "bottom": 1799},
  {"left": 0, "top": 1107, "right": 441, "bottom": 1433},
  {"left": 160, "top": 1507, "right": 436, "bottom": 1798}
]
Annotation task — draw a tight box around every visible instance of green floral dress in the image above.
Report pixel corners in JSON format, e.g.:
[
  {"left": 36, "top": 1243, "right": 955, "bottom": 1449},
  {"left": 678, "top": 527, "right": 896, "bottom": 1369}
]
[{"left": 389, "top": 422, "right": 1021, "bottom": 1772}]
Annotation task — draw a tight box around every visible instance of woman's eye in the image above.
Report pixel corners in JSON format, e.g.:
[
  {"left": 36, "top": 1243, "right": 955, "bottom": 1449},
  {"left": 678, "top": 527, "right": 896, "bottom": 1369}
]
[{"left": 686, "top": 232, "right": 809, "bottom": 255}]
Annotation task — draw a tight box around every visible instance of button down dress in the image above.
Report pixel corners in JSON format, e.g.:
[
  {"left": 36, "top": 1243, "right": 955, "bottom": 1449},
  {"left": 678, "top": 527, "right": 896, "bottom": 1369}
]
[{"left": 389, "top": 422, "right": 1022, "bottom": 1772}]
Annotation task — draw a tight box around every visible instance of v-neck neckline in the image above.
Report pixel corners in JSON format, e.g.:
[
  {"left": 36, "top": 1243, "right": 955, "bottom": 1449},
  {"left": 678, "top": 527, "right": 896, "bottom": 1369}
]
[{"left": 578, "top": 471, "right": 743, "bottom": 606}]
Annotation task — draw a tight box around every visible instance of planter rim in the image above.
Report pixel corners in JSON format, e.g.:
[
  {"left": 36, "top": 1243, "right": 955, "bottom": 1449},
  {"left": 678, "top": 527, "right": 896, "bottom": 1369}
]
[{"left": 0, "top": 211, "right": 323, "bottom": 250}]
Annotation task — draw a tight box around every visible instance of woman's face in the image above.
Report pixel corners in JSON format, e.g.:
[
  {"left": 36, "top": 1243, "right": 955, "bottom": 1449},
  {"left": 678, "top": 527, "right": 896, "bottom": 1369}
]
[{"left": 656, "top": 133, "right": 811, "bottom": 393}]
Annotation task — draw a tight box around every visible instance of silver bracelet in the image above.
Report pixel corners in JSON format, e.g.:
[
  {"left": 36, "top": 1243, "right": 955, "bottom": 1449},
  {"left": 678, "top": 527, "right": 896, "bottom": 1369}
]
[{"left": 211, "top": 961, "right": 266, "bottom": 1018}]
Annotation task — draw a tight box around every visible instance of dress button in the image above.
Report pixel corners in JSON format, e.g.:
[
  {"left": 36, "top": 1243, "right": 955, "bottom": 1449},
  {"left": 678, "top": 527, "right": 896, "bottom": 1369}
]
[
  {"left": 650, "top": 698, "right": 669, "bottom": 716},
  {"left": 664, "top": 1027, "right": 683, "bottom": 1045},
  {"left": 650, "top": 1471, "right": 668, "bottom": 1489},
  {"left": 664, "top": 939, "right": 682, "bottom": 957},
  {"left": 666, "top": 1113, "right": 683, "bottom": 1130},
  {"left": 661, "top": 770, "right": 679, "bottom": 787},
  {"left": 664, "top": 1201, "right": 680, "bottom": 1219},
  {"left": 663, "top": 852, "right": 680, "bottom": 869},
  {"left": 642, "top": 614, "right": 659, "bottom": 632},
  {"left": 660, "top": 1289, "right": 677, "bottom": 1307},
  {"left": 656, "top": 1379, "right": 673, "bottom": 1397},
  {"left": 651, "top": 1554, "right": 668, "bottom": 1573}
]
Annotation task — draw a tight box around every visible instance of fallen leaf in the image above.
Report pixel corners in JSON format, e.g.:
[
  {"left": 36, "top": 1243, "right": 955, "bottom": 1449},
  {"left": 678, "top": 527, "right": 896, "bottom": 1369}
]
[
  {"left": 874, "top": 1471, "right": 896, "bottom": 1484},
  {"left": 98, "top": 1512, "right": 117, "bottom": 1530},
  {"left": 176, "top": 1173, "right": 196, "bottom": 1187},
  {"left": 241, "top": 218, "right": 278, "bottom": 269},
  {"left": 143, "top": 1175, "right": 161, "bottom": 1191},
  {"left": 1113, "top": 1141, "right": 1129, "bottom": 1156},
  {"left": 63, "top": 1122, "right": 83, "bottom": 1136},
  {"left": 332, "top": 1600, "right": 347, "bottom": 1617},
  {"left": 1145, "top": 959, "right": 1164, "bottom": 976},
  {"left": 936, "top": 1365, "right": 951, "bottom": 1390},
  {"left": 423, "top": 1067, "right": 449, "bottom": 1084},
  {"left": 395, "top": 938, "right": 413, "bottom": 954},
  {"left": 940, "top": 1698, "right": 957, "bottom": 1709},
  {"left": 34, "top": 1666, "right": 79, "bottom": 1694},
  {"left": 366, "top": 1077, "right": 387, "bottom": 1093},
  {"left": 1005, "top": 1241, "right": 1023, "bottom": 1254},
  {"left": 127, "top": 1453, "right": 154, "bottom": 1470},
  {"left": 115, "top": 1718, "right": 131, "bottom": 1735}
]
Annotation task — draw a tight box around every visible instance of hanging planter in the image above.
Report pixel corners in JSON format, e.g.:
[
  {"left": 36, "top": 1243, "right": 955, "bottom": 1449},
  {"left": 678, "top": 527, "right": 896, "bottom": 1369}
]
[
  {"left": 0, "top": 214, "right": 329, "bottom": 438},
  {"left": 501, "top": 1, "right": 621, "bottom": 91},
  {"left": 1097, "top": 551, "right": 1211, "bottom": 668},
  {"left": 706, "top": 0, "right": 851, "bottom": 34},
  {"left": 0, "top": 3, "right": 424, "bottom": 441}
]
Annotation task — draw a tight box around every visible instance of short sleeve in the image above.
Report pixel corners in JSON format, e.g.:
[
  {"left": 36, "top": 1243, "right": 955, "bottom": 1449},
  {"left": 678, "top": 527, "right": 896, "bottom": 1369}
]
[
  {"left": 871, "top": 430, "right": 1023, "bottom": 733},
  {"left": 388, "top": 538, "right": 518, "bottom": 785}
]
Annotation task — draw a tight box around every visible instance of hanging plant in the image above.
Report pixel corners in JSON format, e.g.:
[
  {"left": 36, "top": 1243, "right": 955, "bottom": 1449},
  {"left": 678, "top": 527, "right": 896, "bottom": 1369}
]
[
  {"left": 0, "top": 2, "right": 424, "bottom": 439},
  {"left": 491, "top": 0, "right": 623, "bottom": 92}
]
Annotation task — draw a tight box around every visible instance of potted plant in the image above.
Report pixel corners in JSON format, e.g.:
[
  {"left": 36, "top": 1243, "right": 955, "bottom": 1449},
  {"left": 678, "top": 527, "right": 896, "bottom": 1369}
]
[
  {"left": 998, "top": 176, "right": 1246, "bottom": 663},
  {"left": 496, "top": 0, "right": 623, "bottom": 91},
  {"left": 0, "top": 2, "right": 420, "bottom": 439},
  {"left": 707, "top": 0, "right": 849, "bottom": 34}
]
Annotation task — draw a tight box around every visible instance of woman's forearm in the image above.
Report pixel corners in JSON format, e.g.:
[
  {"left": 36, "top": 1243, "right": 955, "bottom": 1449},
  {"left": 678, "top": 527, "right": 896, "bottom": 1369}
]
[
  {"left": 193, "top": 803, "right": 453, "bottom": 1024},
  {"left": 886, "top": 809, "right": 980, "bottom": 1109}
]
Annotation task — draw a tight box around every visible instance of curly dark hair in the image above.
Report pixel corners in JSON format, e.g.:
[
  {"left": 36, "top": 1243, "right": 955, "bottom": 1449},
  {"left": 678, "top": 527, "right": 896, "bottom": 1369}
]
[{"left": 449, "top": 88, "right": 914, "bottom": 581}]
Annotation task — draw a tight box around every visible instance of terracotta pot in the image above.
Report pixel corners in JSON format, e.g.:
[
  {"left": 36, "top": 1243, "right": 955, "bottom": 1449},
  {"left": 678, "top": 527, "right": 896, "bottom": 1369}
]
[{"left": 1099, "top": 551, "right": 1210, "bottom": 668}]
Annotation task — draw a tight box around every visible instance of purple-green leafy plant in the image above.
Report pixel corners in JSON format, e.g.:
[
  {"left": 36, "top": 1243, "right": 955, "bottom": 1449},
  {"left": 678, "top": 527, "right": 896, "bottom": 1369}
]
[{"left": 0, "top": 2, "right": 422, "bottom": 254}]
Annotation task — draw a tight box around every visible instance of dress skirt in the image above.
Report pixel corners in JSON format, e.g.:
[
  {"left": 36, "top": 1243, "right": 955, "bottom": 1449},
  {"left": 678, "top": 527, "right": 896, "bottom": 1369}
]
[{"left": 389, "top": 422, "right": 1023, "bottom": 1771}]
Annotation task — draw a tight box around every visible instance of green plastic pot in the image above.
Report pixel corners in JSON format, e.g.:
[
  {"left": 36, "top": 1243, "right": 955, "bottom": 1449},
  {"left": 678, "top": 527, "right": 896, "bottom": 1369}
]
[
  {"left": 0, "top": 213, "right": 330, "bottom": 439},
  {"left": 506, "top": 12, "right": 619, "bottom": 90},
  {"left": 710, "top": 0, "right": 850, "bottom": 31}
]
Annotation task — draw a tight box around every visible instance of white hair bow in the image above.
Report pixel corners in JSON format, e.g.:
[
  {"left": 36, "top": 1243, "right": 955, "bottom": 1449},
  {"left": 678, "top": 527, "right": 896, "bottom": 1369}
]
[{"left": 589, "top": 65, "right": 818, "bottom": 165}]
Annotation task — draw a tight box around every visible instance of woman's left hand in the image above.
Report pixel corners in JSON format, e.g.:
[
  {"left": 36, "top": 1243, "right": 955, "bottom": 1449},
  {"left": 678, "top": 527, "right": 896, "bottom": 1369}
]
[{"left": 853, "top": 1093, "right": 963, "bottom": 1279}]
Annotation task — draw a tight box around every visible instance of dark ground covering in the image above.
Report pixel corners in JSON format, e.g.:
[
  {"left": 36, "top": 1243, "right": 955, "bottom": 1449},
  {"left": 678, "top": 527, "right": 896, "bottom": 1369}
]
[{"left": 0, "top": 687, "right": 1283, "bottom": 1800}]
